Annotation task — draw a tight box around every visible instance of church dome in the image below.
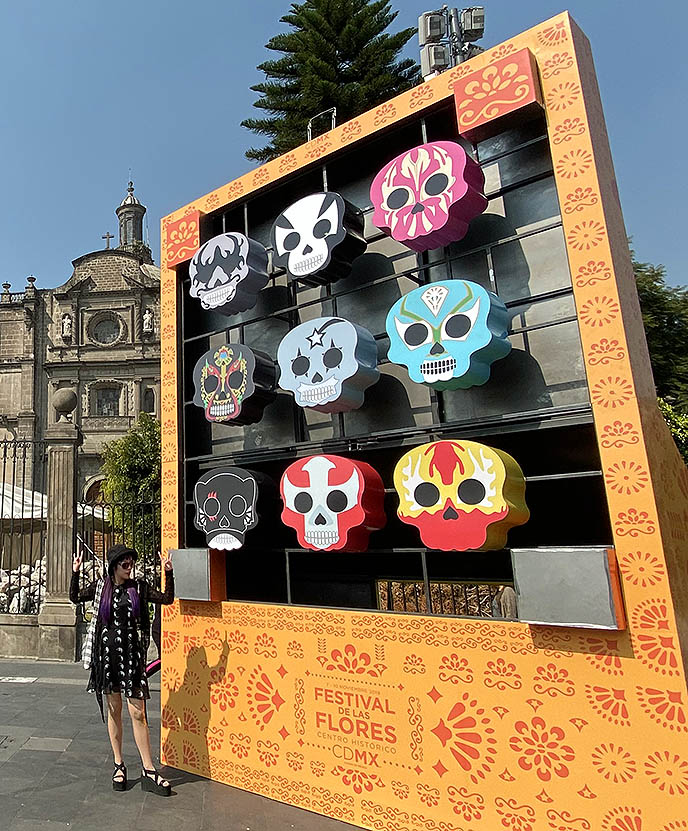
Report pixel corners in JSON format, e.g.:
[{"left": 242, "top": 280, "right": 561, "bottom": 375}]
[{"left": 119, "top": 181, "right": 141, "bottom": 207}]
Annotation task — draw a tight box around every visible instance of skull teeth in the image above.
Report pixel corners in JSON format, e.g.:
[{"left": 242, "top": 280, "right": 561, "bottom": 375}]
[
  {"left": 305, "top": 530, "right": 339, "bottom": 548},
  {"left": 297, "top": 381, "right": 338, "bottom": 404},
  {"left": 420, "top": 357, "right": 457, "bottom": 380},
  {"left": 200, "top": 284, "right": 239, "bottom": 309},
  {"left": 292, "top": 254, "right": 325, "bottom": 274},
  {"left": 210, "top": 402, "right": 236, "bottom": 417}
]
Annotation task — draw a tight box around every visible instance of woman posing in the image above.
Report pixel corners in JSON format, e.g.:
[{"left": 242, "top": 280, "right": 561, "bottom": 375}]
[{"left": 71, "top": 543, "right": 174, "bottom": 796}]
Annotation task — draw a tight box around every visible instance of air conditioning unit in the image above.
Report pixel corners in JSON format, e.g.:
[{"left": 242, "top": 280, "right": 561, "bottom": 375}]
[
  {"left": 460, "top": 6, "right": 485, "bottom": 42},
  {"left": 418, "top": 11, "right": 447, "bottom": 46},
  {"left": 421, "top": 44, "right": 451, "bottom": 78}
]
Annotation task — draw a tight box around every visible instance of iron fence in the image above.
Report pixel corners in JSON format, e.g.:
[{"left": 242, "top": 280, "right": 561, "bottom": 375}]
[{"left": 0, "top": 440, "right": 47, "bottom": 614}]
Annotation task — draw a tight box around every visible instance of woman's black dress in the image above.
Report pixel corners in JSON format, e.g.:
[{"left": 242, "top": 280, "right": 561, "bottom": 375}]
[{"left": 70, "top": 571, "right": 174, "bottom": 717}]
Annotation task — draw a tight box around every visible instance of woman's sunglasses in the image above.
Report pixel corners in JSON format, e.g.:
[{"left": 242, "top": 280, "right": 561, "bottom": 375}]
[{"left": 117, "top": 559, "right": 135, "bottom": 570}]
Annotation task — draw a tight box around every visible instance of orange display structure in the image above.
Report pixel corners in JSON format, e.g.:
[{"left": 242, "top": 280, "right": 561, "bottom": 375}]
[{"left": 159, "top": 13, "right": 688, "bottom": 829}]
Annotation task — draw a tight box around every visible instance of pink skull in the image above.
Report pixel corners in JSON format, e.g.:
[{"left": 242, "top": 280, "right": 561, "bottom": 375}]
[{"left": 370, "top": 141, "right": 487, "bottom": 252}]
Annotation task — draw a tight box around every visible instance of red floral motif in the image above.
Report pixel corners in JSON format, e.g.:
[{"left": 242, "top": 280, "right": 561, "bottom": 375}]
[
  {"left": 533, "top": 663, "right": 575, "bottom": 697},
  {"left": 161, "top": 702, "right": 179, "bottom": 730},
  {"left": 484, "top": 658, "right": 522, "bottom": 690},
  {"left": 552, "top": 117, "right": 586, "bottom": 144},
  {"left": 644, "top": 750, "right": 688, "bottom": 795},
  {"left": 227, "top": 629, "right": 249, "bottom": 654},
  {"left": 542, "top": 51, "right": 574, "bottom": 78},
  {"left": 162, "top": 666, "right": 181, "bottom": 691},
  {"left": 278, "top": 153, "right": 298, "bottom": 173},
  {"left": 563, "top": 186, "right": 598, "bottom": 213},
  {"left": 430, "top": 693, "right": 497, "bottom": 783},
  {"left": 161, "top": 628, "right": 179, "bottom": 653},
  {"left": 495, "top": 796, "right": 536, "bottom": 831},
  {"left": 209, "top": 669, "right": 238, "bottom": 711},
  {"left": 257, "top": 739, "right": 279, "bottom": 767},
  {"left": 591, "top": 743, "right": 637, "bottom": 783},
  {"left": 305, "top": 133, "right": 332, "bottom": 159},
  {"left": 287, "top": 640, "right": 304, "bottom": 658},
  {"left": 340, "top": 120, "right": 362, "bottom": 142},
  {"left": 591, "top": 376, "right": 634, "bottom": 409},
  {"left": 555, "top": 148, "right": 593, "bottom": 179},
  {"left": 578, "top": 295, "right": 619, "bottom": 327},
  {"left": 332, "top": 765, "right": 384, "bottom": 794},
  {"left": 601, "top": 806, "right": 643, "bottom": 831},
  {"left": 286, "top": 751, "right": 304, "bottom": 771},
  {"left": 538, "top": 20, "right": 568, "bottom": 45},
  {"left": 448, "top": 786, "right": 484, "bottom": 821},
  {"left": 409, "top": 84, "right": 434, "bottom": 109},
  {"left": 373, "top": 103, "right": 396, "bottom": 126},
  {"left": 587, "top": 338, "right": 626, "bottom": 365},
  {"left": 605, "top": 461, "right": 649, "bottom": 495},
  {"left": 246, "top": 666, "right": 285, "bottom": 729},
  {"left": 207, "top": 726, "right": 224, "bottom": 752},
  {"left": 204, "top": 193, "right": 220, "bottom": 211},
  {"left": 226, "top": 180, "right": 245, "bottom": 199},
  {"left": 445, "top": 61, "right": 475, "bottom": 89},
  {"left": 317, "top": 643, "right": 386, "bottom": 677},
  {"left": 439, "top": 653, "right": 473, "bottom": 684},
  {"left": 254, "top": 632, "right": 277, "bottom": 657},
  {"left": 600, "top": 420, "right": 639, "bottom": 447},
  {"left": 662, "top": 822, "right": 688, "bottom": 830},
  {"left": 166, "top": 215, "right": 200, "bottom": 266},
  {"left": 614, "top": 508, "right": 656, "bottom": 537},
  {"left": 509, "top": 716, "right": 575, "bottom": 782},
  {"left": 182, "top": 707, "right": 201, "bottom": 734},
  {"left": 619, "top": 550, "right": 663, "bottom": 587},
  {"left": 310, "top": 760, "right": 325, "bottom": 777},
  {"left": 182, "top": 739, "right": 200, "bottom": 768},
  {"left": 546, "top": 81, "right": 581, "bottom": 111},
  {"left": 636, "top": 686, "right": 688, "bottom": 731},
  {"left": 403, "top": 653, "right": 426, "bottom": 674},
  {"left": 229, "top": 732, "right": 251, "bottom": 759},
  {"left": 203, "top": 626, "right": 223, "bottom": 652},
  {"left": 252, "top": 167, "right": 270, "bottom": 187},
  {"left": 162, "top": 737, "right": 178, "bottom": 767},
  {"left": 632, "top": 598, "right": 680, "bottom": 676},
  {"left": 585, "top": 684, "right": 630, "bottom": 725},
  {"left": 416, "top": 783, "right": 440, "bottom": 807},
  {"left": 491, "top": 42, "right": 515, "bottom": 59},
  {"left": 582, "top": 635, "right": 625, "bottom": 675},
  {"left": 546, "top": 809, "right": 592, "bottom": 830},
  {"left": 391, "top": 780, "right": 409, "bottom": 799}
]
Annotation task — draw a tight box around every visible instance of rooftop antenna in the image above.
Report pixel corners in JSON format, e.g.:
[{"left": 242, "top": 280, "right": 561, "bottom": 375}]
[{"left": 418, "top": 6, "right": 485, "bottom": 80}]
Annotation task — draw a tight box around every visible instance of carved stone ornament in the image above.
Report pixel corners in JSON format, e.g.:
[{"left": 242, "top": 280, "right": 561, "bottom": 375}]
[
  {"left": 270, "top": 192, "right": 366, "bottom": 285},
  {"left": 385, "top": 280, "right": 511, "bottom": 389},
  {"left": 192, "top": 343, "right": 276, "bottom": 425},
  {"left": 188, "top": 232, "right": 269, "bottom": 315},
  {"left": 281, "top": 455, "right": 386, "bottom": 551},
  {"left": 277, "top": 316, "right": 379, "bottom": 413},
  {"left": 370, "top": 141, "right": 487, "bottom": 251},
  {"left": 393, "top": 439, "right": 529, "bottom": 551}
]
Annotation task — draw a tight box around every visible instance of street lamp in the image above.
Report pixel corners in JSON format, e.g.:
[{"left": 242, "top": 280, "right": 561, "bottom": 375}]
[{"left": 419, "top": 6, "right": 485, "bottom": 80}]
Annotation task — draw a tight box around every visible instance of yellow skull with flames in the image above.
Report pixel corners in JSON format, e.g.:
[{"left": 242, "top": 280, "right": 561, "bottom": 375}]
[{"left": 393, "top": 440, "right": 529, "bottom": 551}]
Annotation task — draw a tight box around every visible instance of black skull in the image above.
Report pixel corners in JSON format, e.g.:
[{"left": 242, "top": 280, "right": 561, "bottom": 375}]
[{"left": 193, "top": 468, "right": 258, "bottom": 550}]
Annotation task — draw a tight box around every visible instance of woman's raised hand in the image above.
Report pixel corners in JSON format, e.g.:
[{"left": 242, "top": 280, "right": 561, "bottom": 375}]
[
  {"left": 158, "top": 549, "right": 173, "bottom": 572},
  {"left": 72, "top": 551, "right": 82, "bottom": 573}
]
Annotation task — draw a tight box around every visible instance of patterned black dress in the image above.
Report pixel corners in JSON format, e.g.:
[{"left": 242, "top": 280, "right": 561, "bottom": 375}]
[{"left": 70, "top": 570, "right": 174, "bottom": 718}]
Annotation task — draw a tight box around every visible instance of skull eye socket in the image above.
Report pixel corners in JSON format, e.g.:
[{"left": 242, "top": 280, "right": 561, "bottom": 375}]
[
  {"left": 444, "top": 314, "right": 471, "bottom": 339},
  {"left": 413, "top": 482, "right": 440, "bottom": 507},
  {"left": 458, "top": 479, "right": 486, "bottom": 505},
  {"left": 203, "top": 375, "right": 219, "bottom": 393},
  {"left": 229, "top": 495, "right": 248, "bottom": 516},
  {"left": 404, "top": 323, "right": 430, "bottom": 346},
  {"left": 323, "top": 347, "right": 342, "bottom": 368},
  {"left": 228, "top": 370, "right": 244, "bottom": 389},
  {"left": 293, "top": 492, "right": 313, "bottom": 513},
  {"left": 326, "top": 489, "right": 348, "bottom": 512},
  {"left": 283, "top": 231, "right": 300, "bottom": 251},
  {"left": 423, "top": 173, "right": 449, "bottom": 196},
  {"left": 313, "top": 218, "right": 331, "bottom": 239},
  {"left": 386, "top": 188, "right": 410, "bottom": 210},
  {"left": 203, "top": 495, "right": 220, "bottom": 519},
  {"left": 292, "top": 355, "right": 310, "bottom": 376}
]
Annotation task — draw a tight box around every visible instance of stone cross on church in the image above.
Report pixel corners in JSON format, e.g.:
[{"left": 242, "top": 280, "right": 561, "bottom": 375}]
[{"left": 101, "top": 231, "right": 114, "bottom": 249}]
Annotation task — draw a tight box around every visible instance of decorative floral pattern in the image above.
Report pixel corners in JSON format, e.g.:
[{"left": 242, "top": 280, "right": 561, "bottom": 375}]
[
  {"left": 644, "top": 750, "right": 688, "bottom": 795},
  {"left": 509, "top": 717, "right": 575, "bottom": 781},
  {"left": 615, "top": 508, "right": 656, "bottom": 536},
  {"left": 600, "top": 420, "right": 640, "bottom": 447},
  {"left": 495, "top": 796, "right": 536, "bottom": 831},
  {"left": 605, "top": 461, "right": 649, "bottom": 495},
  {"left": 257, "top": 739, "right": 279, "bottom": 767},
  {"left": 591, "top": 743, "right": 637, "bottom": 783},
  {"left": 585, "top": 684, "right": 631, "bottom": 725},
  {"left": 555, "top": 148, "right": 594, "bottom": 179},
  {"left": 439, "top": 653, "right": 473, "bottom": 684},
  {"left": 542, "top": 52, "right": 574, "bottom": 78},
  {"left": 448, "top": 786, "right": 484, "bottom": 821},
  {"left": 636, "top": 687, "right": 687, "bottom": 732},
  {"left": 317, "top": 643, "right": 386, "bottom": 677},
  {"left": 587, "top": 338, "right": 626, "bottom": 364},
  {"left": 632, "top": 599, "right": 680, "bottom": 676},
  {"left": 547, "top": 81, "right": 582, "bottom": 111},
  {"left": 484, "top": 658, "right": 522, "bottom": 690},
  {"left": 403, "top": 654, "right": 426, "bottom": 674},
  {"left": 552, "top": 117, "right": 586, "bottom": 144},
  {"left": 430, "top": 693, "right": 497, "bottom": 782},
  {"left": 568, "top": 220, "right": 606, "bottom": 250},
  {"left": 601, "top": 806, "right": 643, "bottom": 831},
  {"left": 246, "top": 666, "right": 285, "bottom": 729},
  {"left": 591, "top": 376, "right": 634, "bottom": 409},
  {"left": 538, "top": 20, "right": 568, "bottom": 45},
  {"left": 416, "top": 783, "right": 440, "bottom": 807},
  {"left": 533, "top": 663, "right": 575, "bottom": 697},
  {"left": 457, "top": 58, "right": 532, "bottom": 129},
  {"left": 332, "top": 766, "right": 384, "bottom": 795}
]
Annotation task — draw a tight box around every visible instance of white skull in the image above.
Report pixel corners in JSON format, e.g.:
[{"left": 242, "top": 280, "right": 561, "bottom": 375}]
[
  {"left": 271, "top": 193, "right": 346, "bottom": 279},
  {"left": 189, "top": 233, "right": 268, "bottom": 313},
  {"left": 282, "top": 456, "right": 360, "bottom": 549},
  {"left": 276, "top": 316, "right": 379, "bottom": 413}
]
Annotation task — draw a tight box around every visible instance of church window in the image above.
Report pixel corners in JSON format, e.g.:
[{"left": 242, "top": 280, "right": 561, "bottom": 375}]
[
  {"left": 94, "top": 386, "right": 120, "bottom": 417},
  {"left": 93, "top": 318, "right": 120, "bottom": 345},
  {"left": 142, "top": 388, "right": 155, "bottom": 414}
]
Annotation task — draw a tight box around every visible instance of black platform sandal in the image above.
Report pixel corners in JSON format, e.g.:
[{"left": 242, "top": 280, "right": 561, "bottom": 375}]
[
  {"left": 141, "top": 767, "right": 171, "bottom": 796},
  {"left": 112, "top": 762, "right": 127, "bottom": 791}
]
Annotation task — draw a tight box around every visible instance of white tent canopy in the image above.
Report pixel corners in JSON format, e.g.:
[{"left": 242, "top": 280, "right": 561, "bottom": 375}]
[{"left": 0, "top": 484, "right": 106, "bottom": 521}]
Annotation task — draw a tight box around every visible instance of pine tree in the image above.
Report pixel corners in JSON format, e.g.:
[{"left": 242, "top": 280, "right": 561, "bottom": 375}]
[{"left": 242, "top": 0, "right": 421, "bottom": 163}]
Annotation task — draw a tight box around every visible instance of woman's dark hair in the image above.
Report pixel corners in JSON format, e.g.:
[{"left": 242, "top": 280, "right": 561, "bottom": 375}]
[{"left": 98, "top": 571, "right": 140, "bottom": 623}]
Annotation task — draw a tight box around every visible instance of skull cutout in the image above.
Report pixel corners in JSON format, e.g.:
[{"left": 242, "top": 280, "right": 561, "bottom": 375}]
[
  {"left": 189, "top": 232, "right": 268, "bottom": 314},
  {"left": 194, "top": 467, "right": 264, "bottom": 550},
  {"left": 271, "top": 192, "right": 366, "bottom": 285},
  {"left": 394, "top": 440, "right": 529, "bottom": 551},
  {"left": 277, "top": 316, "right": 379, "bottom": 412},
  {"left": 370, "top": 141, "right": 487, "bottom": 251},
  {"left": 386, "top": 280, "right": 511, "bottom": 389},
  {"left": 281, "top": 455, "right": 385, "bottom": 551},
  {"left": 192, "top": 343, "right": 276, "bottom": 425}
]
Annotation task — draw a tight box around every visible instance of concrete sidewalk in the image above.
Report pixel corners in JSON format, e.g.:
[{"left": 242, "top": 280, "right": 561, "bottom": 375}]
[{"left": 0, "top": 658, "right": 363, "bottom": 831}]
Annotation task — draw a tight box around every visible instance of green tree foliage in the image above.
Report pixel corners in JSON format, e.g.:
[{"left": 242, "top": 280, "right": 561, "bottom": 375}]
[
  {"left": 242, "top": 0, "right": 421, "bottom": 162},
  {"left": 658, "top": 398, "right": 688, "bottom": 465},
  {"left": 633, "top": 249, "right": 688, "bottom": 410}
]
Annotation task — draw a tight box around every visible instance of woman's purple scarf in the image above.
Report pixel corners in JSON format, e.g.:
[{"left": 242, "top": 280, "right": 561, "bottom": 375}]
[{"left": 98, "top": 576, "right": 140, "bottom": 623}]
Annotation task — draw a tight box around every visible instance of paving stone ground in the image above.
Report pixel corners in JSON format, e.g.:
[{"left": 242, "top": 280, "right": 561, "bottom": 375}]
[{"left": 0, "top": 658, "right": 363, "bottom": 831}]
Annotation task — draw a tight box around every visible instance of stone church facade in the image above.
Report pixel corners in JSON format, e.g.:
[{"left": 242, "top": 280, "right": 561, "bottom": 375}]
[{"left": 0, "top": 184, "right": 160, "bottom": 498}]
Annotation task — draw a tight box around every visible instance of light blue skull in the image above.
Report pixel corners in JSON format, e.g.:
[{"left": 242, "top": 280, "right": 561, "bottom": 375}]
[{"left": 385, "top": 280, "right": 511, "bottom": 389}]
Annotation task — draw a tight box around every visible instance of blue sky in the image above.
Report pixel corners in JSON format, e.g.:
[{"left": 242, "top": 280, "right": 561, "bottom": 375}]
[{"left": 0, "top": 0, "right": 684, "bottom": 289}]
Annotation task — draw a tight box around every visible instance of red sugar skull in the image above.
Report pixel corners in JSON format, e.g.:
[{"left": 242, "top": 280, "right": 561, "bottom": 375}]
[
  {"left": 370, "top": 141, "right": 487, "bottom": 252},
  {"left": 281, "top": 455, "right": 385, "bottom": 551}
]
